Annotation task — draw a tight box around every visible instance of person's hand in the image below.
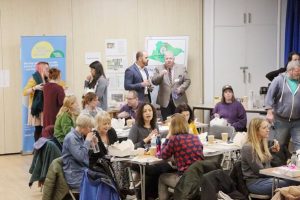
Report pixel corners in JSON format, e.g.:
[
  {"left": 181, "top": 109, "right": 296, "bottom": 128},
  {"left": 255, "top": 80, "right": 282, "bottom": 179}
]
[
  {"left": 144, "top": 129, "right": 158, "bottom": 143},
  {"left": 141, "top": 80, "right": 150, "bottom": 87},
  {"left": 162, "top": 70, "right": 168, "bottom": 75},
  {"left": 85, "top": 132, "right": 94, "bottom": 142},
  {"left": 266, "top": 109, "right": 274, "bottom": 123},
  {"left": 214, "top": 113, "right": 220, "bottom": 118},
  {"left": 271, "top": 139, "right": 280, "bottom": 152},
  {"left": 86, "top": 75, "right": 92, "bottom": 82},
  {"left": 34, "top": 83, "right": 44, "bottom": 91}
]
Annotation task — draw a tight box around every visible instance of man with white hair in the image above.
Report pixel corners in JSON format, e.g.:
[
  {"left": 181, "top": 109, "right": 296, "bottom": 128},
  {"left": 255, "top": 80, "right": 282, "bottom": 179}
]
[{"left": 265, "top": 60, "right": 300, "bottom": 151}]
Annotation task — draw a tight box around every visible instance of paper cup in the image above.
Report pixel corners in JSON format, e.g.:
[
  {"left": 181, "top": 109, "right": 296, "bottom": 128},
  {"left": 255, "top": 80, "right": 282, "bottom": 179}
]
[
  {"left": 221, "top": 132, "right": 229, "bottom": 142},
  {"left": 149, "top": 147, "right": 157, "bottom": 156},
  {"left": 208, "top": 135, "right": 215, "bottom": 144},
  {"left": 126, "top": 119, "right": 134, "bottom": 127}
]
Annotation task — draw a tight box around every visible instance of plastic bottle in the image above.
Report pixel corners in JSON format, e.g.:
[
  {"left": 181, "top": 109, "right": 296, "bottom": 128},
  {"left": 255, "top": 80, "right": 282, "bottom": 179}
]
[
  {"left": 156, "top": 135, "right": 161, "bottom": 157},
  {"left": 291, "top": 152, "right": 297, "bottom": 166}
]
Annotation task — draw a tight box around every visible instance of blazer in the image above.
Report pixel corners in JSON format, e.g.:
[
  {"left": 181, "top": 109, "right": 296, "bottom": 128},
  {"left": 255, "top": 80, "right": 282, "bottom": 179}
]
[
  {"left": 124, "top": 63, "right": 151, "bottom": 102},
  {"left": 152, "top": 64, "right": 191, "bottom": 107}
]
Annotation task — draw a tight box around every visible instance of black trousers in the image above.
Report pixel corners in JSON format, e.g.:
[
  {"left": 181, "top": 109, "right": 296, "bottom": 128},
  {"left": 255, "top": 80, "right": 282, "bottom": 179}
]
[
  {"left": 160, "top": 96, "right": 176, "bottom": 121},
  {"left": 34, "top": 125, "right": 43, "bottom": 141}
]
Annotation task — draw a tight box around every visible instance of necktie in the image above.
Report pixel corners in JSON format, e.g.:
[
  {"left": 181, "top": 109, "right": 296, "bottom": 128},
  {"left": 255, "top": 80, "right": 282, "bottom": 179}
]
[{"left": 168, "top": 69, "right": 172, "bottom": 84}]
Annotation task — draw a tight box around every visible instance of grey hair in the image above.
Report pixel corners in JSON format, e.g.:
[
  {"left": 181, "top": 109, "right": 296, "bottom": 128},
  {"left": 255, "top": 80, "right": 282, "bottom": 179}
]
[
  {"left": 76, "top": 114, "right": 94, "bottom": 128},
  {"left": 287, "top": 60, "right": 300, "bottom": 71}
]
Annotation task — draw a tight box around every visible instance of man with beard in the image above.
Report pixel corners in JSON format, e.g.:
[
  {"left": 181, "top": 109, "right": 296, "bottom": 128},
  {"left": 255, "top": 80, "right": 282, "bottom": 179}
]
[{"left": 124, "top": 51, "right": 152, "bottom": 103}]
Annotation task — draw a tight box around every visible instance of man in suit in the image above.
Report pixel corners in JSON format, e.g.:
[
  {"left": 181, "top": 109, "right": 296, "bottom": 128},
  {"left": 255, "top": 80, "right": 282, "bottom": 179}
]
[
  {"left": 152, "top": 51, "right": 191, "bottom": 121},
  {"left": 124, "top": 51, "right": 152, "bottom": 103}
]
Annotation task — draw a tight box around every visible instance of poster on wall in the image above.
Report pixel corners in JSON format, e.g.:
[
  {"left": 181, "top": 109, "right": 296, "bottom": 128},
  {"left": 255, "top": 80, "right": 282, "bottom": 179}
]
[
  {"left": 145, "top": 36, "right": 189, "bottom": 105},
  {"left": 21, "top": 36, "right": 66, "bottom": 154},
  {"left": 105, "top": 39, "right": 128, "bottom": 108}
]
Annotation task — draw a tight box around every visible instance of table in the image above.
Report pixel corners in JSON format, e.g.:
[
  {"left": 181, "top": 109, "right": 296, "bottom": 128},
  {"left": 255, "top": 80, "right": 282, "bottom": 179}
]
[
  {"left": 112, "top": 141, "right": 240, "bottom": 200},
  {"left": 192, "top": 104, "right": 267, "bottom": 115},
  {"left": 260, "top": 167, "right": 300, "bottom": 196}
]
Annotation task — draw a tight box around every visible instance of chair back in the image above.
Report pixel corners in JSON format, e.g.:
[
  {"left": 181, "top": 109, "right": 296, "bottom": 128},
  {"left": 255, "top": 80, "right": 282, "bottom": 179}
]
[{"left": 208, "top": 125, "right": 235, "bottom": 140}]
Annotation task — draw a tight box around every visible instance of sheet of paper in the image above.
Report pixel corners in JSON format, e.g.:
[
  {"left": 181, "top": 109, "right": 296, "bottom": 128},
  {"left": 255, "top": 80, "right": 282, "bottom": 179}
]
[{"left": 0, "top": 69, "right": 9, "bottom": 87}]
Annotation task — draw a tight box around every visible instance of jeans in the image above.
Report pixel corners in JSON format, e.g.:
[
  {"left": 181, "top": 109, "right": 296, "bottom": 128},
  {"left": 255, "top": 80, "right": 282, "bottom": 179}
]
[
  {"left": 271, "top": 116, "right": 300, "bottom": 151},
  {"left": 247, "top": 178, "right": 291, "bottom": 195}
]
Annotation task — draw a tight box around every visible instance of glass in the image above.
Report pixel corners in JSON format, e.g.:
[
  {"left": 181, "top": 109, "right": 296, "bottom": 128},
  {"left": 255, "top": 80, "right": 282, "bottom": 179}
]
[{"left": 91, "top": 135, "right": 100, "bottom": 153}]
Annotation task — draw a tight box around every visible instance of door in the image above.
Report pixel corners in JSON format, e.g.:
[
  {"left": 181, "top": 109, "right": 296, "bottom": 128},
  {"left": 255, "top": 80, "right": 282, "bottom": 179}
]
[
  {"left": 214, "top": 0, "right": 246, "bottom": 26},
  {"left": 214, "top": 26, "right": 247, "bottom": 98}
]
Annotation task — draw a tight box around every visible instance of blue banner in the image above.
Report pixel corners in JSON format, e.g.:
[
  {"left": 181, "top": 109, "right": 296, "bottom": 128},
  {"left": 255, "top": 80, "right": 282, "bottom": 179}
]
[{"left": 21, "top": 36, "right": 66, "bottom": 153}]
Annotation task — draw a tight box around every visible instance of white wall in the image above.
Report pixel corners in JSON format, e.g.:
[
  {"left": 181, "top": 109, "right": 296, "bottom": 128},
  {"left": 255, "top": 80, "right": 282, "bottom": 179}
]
[{"left": 0, "top": 0, "right": 203, "bottom": 153}]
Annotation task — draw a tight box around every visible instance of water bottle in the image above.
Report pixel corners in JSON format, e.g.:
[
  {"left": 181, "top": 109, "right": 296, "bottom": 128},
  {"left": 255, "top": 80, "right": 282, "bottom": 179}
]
[
  {"left": 156, "top": 135, "right": 161, "bottom": 157},
  {"left": 291, "top": 152, "right": 297, "bottom": 166}
]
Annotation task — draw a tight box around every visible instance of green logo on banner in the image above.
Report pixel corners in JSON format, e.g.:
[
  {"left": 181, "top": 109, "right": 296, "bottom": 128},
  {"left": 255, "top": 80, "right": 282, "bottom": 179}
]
[{"left": 50, "top": 50, "right": 65, "bottom": 58}]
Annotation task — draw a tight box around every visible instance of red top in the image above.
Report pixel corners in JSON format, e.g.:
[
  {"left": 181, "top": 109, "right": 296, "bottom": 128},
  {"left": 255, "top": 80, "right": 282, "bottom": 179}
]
[
  {"left": 43, "top": 82, "right": 65, "bottom": 134},
  {"left": 161, "top": 133, "right": 204, "bottom": 172}
]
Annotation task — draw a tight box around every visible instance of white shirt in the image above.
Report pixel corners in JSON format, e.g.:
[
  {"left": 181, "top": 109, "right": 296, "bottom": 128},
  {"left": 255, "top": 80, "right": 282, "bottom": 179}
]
[{"left": 136, "top": 63, "right": 148, "bottom": 94}]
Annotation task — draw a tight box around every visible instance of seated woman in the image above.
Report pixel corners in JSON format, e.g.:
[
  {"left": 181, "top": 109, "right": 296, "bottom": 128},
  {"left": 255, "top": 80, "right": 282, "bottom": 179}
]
[
  {"left": 158, "top": 113, "right": 204, "bottom": 200},
  {"left": 241, "top": 118, "right": 294, "bottom": 195},
  {"left": 62, "top": 113, "right": 94, "bottom": 189},
  {"left": 128, "top": 102, "right": 175, "bottom": 199},
  {"left": 54, "top": 95, "right": 80, "bottom": 144},
  {"left": 92, "top": 111, "right": 131, "bottom": 198},
  {"left": 81, "top": 92, "right": 104, "bottom": 118},
  {"left": 128, "top": 102, "right": 159, "bottom": 149},
  {"left": 175, "top": 103, "right": 198, "bottom": 135},
  {"left": 212, "top": 85, "right": 247, "bottom": 132}
]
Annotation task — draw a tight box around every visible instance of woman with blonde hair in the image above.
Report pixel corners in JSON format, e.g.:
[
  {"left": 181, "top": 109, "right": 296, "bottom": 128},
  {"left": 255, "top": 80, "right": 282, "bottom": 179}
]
[
  {"left": 54, "top": 95, "right": 80, "bottom": 144},
  {"left": 241, "top": 117, "right": 293, "bottom": 195},
  {"left": 92, "top": 112, "right": 132, "bottom": 197},
  {"left": 158, "top": 113, "right": 204, "bottom": 200}
]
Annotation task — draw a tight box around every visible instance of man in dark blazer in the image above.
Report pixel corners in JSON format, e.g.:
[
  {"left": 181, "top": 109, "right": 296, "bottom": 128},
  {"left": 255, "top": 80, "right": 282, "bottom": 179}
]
[
  {"left": 152, "top": 51, "right": 191, "bottom": 121},
  {"left": 124, "top": 51, "right": 152, "bottom": 102}
]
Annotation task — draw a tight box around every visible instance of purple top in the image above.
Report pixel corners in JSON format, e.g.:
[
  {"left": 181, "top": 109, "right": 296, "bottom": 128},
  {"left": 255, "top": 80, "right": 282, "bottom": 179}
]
[
  {"left": 119, "top": 102, "right": 142, "bottom": 120},
  {"left": 212, "top": 101, "right": 247, "bottom": 132}
]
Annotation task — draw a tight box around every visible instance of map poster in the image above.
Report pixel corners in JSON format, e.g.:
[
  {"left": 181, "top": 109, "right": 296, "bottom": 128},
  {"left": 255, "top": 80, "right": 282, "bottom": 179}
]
[
  {"left": 145, "top": 36, "right": 189, "bottom": 105},
  {"left": 145, "top": 36, "right": 189, "bottom": 67}
]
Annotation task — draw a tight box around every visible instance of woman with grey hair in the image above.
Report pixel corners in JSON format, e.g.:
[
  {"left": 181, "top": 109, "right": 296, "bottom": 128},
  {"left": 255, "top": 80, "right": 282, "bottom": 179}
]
[{"left": 62, "top": 113, "right": 94, "bottom": 189}]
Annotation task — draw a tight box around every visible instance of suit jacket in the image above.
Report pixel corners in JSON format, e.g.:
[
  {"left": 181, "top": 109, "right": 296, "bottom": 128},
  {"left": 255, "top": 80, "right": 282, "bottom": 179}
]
[
  {"left": 152, "top": 64, "right": 191, "bottom": 107},
  {"left": 124, "top": 63, "right": 151, "bottom": 102}
]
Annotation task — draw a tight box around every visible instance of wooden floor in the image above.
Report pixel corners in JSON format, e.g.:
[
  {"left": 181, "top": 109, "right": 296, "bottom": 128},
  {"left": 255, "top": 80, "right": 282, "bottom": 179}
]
[{"left": 0, "top": 154, "right": 42, "bottom": 200}]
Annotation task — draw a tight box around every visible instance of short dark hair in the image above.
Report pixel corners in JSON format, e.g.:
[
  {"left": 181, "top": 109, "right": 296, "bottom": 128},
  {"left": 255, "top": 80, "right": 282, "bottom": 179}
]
[
  {"left": 136, "top": 102, "right": 157, "bottom": 130},
  {"left": 136, "top": 51, "right": 143, "bottom": 61},
  {"left": 175, "top": 103, "right": 194, "bottom": 123}
]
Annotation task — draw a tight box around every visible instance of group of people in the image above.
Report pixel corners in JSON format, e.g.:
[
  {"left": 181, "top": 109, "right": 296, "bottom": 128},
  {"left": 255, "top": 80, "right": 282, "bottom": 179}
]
[{"left": 23, "top": 49, "right": 300, "bottom": 199}]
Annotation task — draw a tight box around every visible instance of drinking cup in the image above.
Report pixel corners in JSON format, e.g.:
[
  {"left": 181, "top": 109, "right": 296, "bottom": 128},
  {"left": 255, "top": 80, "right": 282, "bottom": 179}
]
[
  {"left": 208, "top": 135, "right": 215, "bottom": 144},
  {"left": 221, "top": 132, "right": 229, "bottom": 142}
]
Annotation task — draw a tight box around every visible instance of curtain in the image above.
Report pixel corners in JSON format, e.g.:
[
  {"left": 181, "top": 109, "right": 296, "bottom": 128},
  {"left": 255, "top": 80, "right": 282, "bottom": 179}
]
[{"left": 284, "top": 0, "right": 300, "bottom": 64}]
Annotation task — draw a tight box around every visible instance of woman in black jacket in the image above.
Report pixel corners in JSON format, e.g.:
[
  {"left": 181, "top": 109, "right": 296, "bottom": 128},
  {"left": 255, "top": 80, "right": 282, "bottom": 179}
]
[{"left": 90, "top": 111, "right": 131, "bottom": 198}]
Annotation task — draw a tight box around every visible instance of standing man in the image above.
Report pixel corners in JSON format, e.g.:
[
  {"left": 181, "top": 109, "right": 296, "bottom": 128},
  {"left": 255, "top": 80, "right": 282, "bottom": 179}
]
[
  {"left": 265, "top": 60, "right": 300, "bottom": 151},
  {"left": 152, "top": 51, "right": 191, "bottom": 121},
  {"left": 124, "top": 51, "right": 152, "bottom": 103}
]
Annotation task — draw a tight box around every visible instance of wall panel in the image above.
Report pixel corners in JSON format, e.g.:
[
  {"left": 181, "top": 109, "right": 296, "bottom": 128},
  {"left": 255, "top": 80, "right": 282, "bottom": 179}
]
[{"left": 0, "top": 0, "right": 202, "bottom": 153}]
